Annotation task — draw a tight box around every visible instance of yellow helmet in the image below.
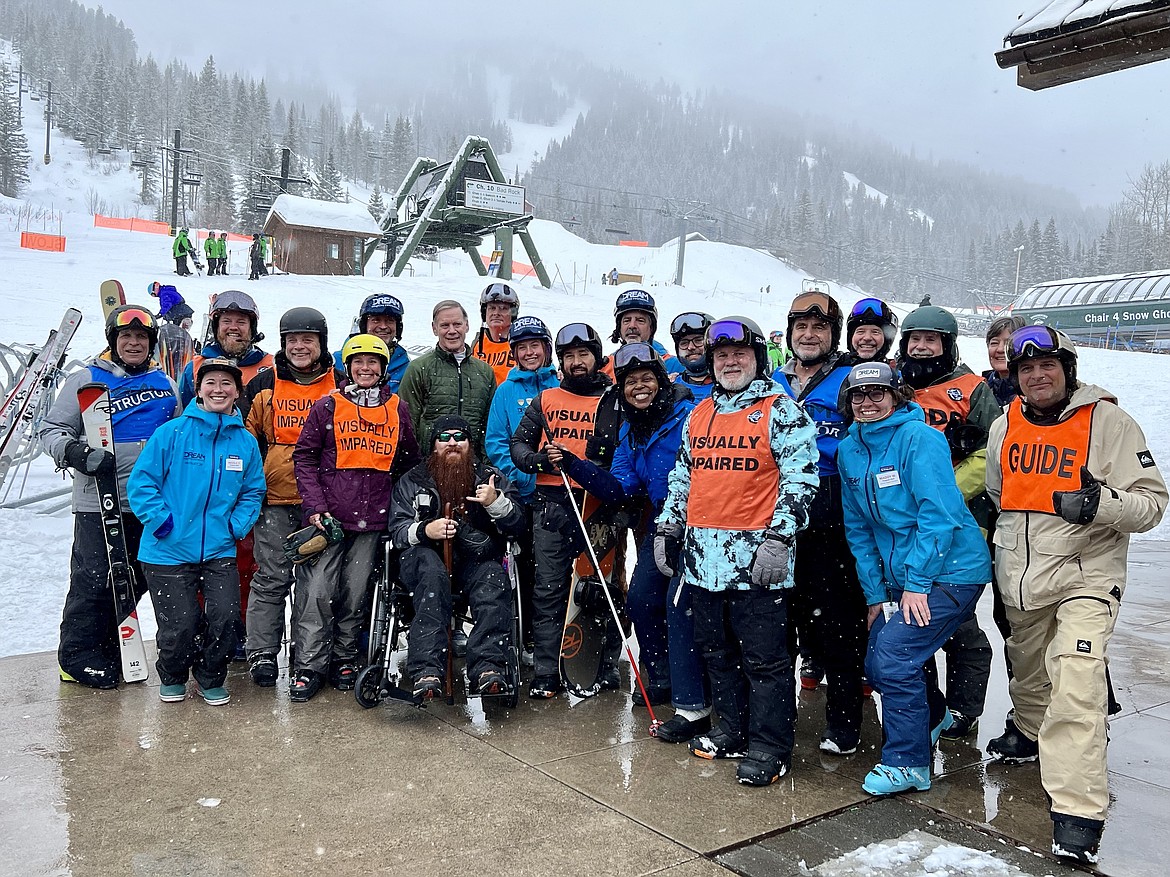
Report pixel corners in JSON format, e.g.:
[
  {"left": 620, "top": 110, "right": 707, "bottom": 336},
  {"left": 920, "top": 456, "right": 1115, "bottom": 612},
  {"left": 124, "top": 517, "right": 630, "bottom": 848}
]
[{"left": 341, "top": 333, "right": 390, "bottom": 370}]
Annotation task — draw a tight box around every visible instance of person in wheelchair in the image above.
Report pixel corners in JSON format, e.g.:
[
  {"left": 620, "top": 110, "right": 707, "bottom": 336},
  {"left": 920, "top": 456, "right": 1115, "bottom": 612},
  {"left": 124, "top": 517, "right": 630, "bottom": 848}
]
[{"left": 388, "top": 415, "right": 527, "bottom": 700}]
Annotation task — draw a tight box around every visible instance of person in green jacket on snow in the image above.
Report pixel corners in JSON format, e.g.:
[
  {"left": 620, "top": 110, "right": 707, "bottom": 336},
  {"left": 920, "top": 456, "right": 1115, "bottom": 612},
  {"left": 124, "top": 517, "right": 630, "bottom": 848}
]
[{"left": 173, "top": 227, "right": 193, "bottom": 276}]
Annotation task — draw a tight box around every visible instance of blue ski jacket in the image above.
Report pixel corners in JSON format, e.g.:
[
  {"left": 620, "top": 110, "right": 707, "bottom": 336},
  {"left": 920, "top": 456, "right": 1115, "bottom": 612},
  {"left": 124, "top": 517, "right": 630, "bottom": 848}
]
[
  {"left": 485, "top": 364, "right": 560, "bottom": 501},
  {"left": 332, "top": 341, "right": 410, "bottom": 394},
  {"left": 773, "top": 357, "right": 851, "bottom": 478},
  {"left": 837, "top": 402, "right": 992, "bottom": 605},
  {"left": 673, "top": 372, "right": 714, "bottom": 402},
  {"left": 128, "top": 400, "right": 266, "bottom": 565}
]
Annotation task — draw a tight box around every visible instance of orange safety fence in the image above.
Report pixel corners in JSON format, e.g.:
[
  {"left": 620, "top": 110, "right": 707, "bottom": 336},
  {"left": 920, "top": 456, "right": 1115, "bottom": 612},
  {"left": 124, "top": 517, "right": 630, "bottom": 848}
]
[
  {"left": 480, "top": 254, "right": 537, "bottom": 280},
  {"left": 197, "top": 230, "right": 253, "bottom": 243},
  {"left": 20, "top": 232, "right": 66, "bottom": 252},
  {"left": 93, "top": 214, "right": 171, "bottom": 235},
  {"left": 619, "top": 240, "right": 649, "bottom": 247}
]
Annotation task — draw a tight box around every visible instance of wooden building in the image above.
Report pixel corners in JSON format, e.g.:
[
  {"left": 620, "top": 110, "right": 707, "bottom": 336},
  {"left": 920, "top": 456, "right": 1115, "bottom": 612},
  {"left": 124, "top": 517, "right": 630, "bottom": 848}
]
[{"left": 262, "top": 194, "right": 383, "bottom": 276}]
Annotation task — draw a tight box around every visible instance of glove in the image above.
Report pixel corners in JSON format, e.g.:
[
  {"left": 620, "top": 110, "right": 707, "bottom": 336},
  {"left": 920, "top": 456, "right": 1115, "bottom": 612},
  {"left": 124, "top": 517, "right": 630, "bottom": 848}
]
[
  {"left": 943, "top": 420, "right": 986, "bottom": 461},
  {"left": 750, "top": 532, "right": 791, "bottom": 588},
  {"left": 1053, "top": 466, "right": 1102, "bottom": 525},
  {"left": 653, "top": 521, "right": 683, "bottom": 578},
  {"left": 64, "top": 440, "right": 115, "bottom": 476},
  {"left": 454, "top": 519, "right": 493, "bottom": 561},
  {"left": 585, "top": 434, "right": 614, "bottom": 466}
]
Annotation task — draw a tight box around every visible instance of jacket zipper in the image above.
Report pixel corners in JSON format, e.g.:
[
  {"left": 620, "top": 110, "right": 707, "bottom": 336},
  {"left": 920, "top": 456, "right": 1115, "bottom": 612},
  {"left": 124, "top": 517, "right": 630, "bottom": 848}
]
[
  {"left": 859, "top": 430, "right": 898, "bottom": 597},
  {"left": 199, "top": 419, "right": 222, "bottom": 562}
]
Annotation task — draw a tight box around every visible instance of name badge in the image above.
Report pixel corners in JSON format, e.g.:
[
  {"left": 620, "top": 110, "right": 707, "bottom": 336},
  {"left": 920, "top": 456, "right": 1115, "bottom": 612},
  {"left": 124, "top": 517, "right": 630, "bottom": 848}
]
[
  {"left": 225, "top": 455, "right": 243, "bottom": 472},
  {"left": 875, "top": 466, "right": 901, "bottom": 488},
  {"left": 882, "top": 601, "right": 898, "bottom": 622}
]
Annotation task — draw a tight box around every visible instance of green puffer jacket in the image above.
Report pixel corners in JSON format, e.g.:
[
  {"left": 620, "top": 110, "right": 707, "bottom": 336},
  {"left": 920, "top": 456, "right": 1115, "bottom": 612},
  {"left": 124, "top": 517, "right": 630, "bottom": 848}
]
[{"left": 398, "top": 345, "right": 497, "bottom": 457}]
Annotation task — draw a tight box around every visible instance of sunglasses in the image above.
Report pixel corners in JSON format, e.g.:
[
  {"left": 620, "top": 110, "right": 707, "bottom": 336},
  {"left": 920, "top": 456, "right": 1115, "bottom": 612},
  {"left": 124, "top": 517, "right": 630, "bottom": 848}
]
[
  {"left": 850, "top": 298, "right": 887, "bottom": 319},
  {"left": 848, "top": 388, "right": 889, "bottom": 403},
  {"left": 113, "top": 307, "right": 155, "bottom": 329},
  {"left": 613, "top": 341, "right": 658, "bottom": 371},
  {"left": 1008, "top": 325, "right": 1061, "bottom": 360},
  {"left": 437, "top": 430, "right": 468, "bottom": 443},
  {"left": 555, "top": 322, "right": 595, "bottom": 349}
]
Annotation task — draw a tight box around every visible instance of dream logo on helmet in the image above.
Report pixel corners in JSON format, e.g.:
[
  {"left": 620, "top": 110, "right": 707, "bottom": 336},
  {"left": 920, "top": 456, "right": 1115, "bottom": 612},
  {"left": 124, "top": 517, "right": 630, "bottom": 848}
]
[
  {"left": 370, "top": 295, "right": 402, "bottom": 311},
  {"left": 854, "top": 366, "right": 883, "bottom": 381},
  {"left": 947, "top": 387, "right": 964, "bottom": 401},
  {"left": 747, "top": 409, "right": 764, "bottom": 424},
  {"left": 620, "top": 290, "right": 653, "bottom": 307}
]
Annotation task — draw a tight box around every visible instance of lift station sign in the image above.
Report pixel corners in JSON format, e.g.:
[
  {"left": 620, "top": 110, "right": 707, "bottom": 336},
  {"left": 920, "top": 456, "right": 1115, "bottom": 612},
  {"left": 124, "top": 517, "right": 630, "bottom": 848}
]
[{"left": 465, "top": 180, "right": 526, "bottom": 215}]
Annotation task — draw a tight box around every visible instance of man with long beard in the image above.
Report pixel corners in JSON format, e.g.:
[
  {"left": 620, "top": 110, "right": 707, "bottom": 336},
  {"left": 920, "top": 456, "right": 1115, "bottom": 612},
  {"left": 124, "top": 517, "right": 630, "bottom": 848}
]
[{"left": 389, "top": 415, "right": 527, "bottom": 699}]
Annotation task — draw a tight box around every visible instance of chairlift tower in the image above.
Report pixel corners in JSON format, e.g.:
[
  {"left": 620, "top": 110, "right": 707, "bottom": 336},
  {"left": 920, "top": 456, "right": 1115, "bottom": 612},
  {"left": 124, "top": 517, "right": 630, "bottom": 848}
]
[{"left": 365, "top": 135, "right": 551, "bottom": 288}]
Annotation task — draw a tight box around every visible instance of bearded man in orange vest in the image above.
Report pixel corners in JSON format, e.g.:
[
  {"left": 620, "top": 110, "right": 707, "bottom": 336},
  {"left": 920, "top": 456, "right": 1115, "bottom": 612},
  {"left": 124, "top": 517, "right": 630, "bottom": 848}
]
[{"left": 240, "top": 307, "right": 344, "bottom": 688}]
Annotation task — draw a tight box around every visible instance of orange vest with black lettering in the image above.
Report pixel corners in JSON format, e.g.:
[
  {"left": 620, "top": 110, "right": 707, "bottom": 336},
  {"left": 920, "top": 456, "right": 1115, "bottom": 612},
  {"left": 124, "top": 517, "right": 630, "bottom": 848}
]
[
  {"left": 273, "top": 372, "right": 337, "bottom": 445},
  {"left": 686, "top": 396, "right": 779, "bottom": 530},
  {"left": 473, "top": 331, "right": 514, "bottom": 386},
  {"left": 537, "top": 387, "right": 601, "bottom": 487},
  {"left": 998, "top": 400, "right": 1094, "bottom": 514},
  {"left": 192, "top": 351, "right": 275, "bottom": 387},
  {"left": 331, "top": 392, "right": 402, "bottom": 472},
  {"left": 915, "top": 372, "right": 984, "bottom": 432}
]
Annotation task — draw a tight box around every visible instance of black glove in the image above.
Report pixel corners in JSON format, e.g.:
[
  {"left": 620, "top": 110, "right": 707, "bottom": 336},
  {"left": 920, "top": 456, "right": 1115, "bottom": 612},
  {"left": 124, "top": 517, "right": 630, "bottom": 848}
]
[
  {"left": 454, "top": 519, "right": 493, "bottom": 561},
  {"left": 653, "top": 521, "right": 683, "bottom": 578},
  {"left": 1053, "top": 466, "right": 1102, "bottom": 525},
  {"left": 585, "top": 434, "right": 614, "bottom": 466},
  {"left": 64, "top": 440, "right": 115, "bottom": 476},
  {"left": 943, "top": 420, "right": 986, "bottom": 462}
]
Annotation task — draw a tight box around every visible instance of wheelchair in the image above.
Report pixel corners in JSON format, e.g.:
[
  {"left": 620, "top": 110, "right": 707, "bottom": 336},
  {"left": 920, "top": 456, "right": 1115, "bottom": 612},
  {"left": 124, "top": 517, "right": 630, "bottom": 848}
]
[{"left": 355, "top": 536, "right": 523, "bottom": 710}]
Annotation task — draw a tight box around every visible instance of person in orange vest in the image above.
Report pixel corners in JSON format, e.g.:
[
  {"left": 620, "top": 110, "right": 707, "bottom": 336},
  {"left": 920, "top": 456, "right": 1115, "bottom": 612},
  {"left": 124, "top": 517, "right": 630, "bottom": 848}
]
[
  {"left": 288, "top": 334, "right": 421, "bottom": 702},
  {"left": 986, "top": 326, "right": 1166, "bottom": 865},
  {"left": 471, "top": 282, "right": 519, "bottom": 385},
  {"left": 240, "top": 307, "right": 344, "bottom": 688},
  {"left": 509, "top": 322, "right": 624, "bottom": 699},
  {"left": 654, "top": 317, "right": 819, "bottom": 786},
  {"left": 896, "top": 302, "right": 998, "bottom": 741}
]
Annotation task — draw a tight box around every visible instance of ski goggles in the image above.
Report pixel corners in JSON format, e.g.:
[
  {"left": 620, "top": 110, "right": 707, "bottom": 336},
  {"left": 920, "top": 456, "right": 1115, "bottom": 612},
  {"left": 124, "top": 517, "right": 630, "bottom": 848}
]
[
  {"left": 850, "top": 298, "right": 888, "bottom": 319},
  {"left": 789, "top": 291, "right": 839, "bottom": 322},
  {"left": 554, "top": 322, "right": 596, "bottom": 350},
  {"left": 1007, "top": 325, "right": 1064, "bottom": 361},
  {"left": 706, "top": 319, "right": 753, "bottom": 346},
  {"left": 112, "top": 307, "right": 156, "bottom": 330},
  {"left": 212, "top": 290, "right": 258, "bottom": 316},
  {"left": 613, "top": 342, "right": 660, "bottom": 373},
  {"left": 669, "top": 312, "right": 710, "bottom": 337},
  {"left": 436, "top": 429, "right": 469, "bottom": 443}
]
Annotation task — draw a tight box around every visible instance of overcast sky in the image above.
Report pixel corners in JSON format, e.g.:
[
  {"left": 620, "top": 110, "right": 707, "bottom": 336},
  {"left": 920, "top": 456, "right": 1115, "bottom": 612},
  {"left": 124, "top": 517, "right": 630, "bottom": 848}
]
[{"left": 97, "top": 0, "right": 1170, "bottom": 208}]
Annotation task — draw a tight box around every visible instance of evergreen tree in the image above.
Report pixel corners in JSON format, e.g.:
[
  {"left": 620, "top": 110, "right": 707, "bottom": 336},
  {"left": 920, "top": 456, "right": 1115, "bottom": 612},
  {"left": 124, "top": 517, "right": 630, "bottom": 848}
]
[
  {"left": 367, "top": 185, "right": 386, "bottom": 223},
  {"left": 0, "top": 63, "right": 33, "bottom": 197},
  {"left": 313, "top": 150, "right": 342, "bottom": 201}
]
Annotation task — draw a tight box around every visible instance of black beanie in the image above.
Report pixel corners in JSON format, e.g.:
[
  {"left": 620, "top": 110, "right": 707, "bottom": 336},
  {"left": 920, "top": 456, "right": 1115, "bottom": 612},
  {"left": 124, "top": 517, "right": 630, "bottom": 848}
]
[{"left": 429, "top": 414, "right": 473, "bottom": 449}]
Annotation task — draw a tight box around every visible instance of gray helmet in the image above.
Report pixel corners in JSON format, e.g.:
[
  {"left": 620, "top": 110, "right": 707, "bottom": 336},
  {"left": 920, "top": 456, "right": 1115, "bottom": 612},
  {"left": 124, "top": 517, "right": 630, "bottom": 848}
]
[
  {"left": 479, "top": 282, "right": 519, "bottom": 322},
  {"left": 210, "top": 289, "right": 263, "bottom": 344}
]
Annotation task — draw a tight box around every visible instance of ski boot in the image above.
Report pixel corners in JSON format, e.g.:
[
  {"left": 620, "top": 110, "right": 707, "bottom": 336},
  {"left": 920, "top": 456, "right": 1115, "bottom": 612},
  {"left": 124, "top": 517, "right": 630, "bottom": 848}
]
[
  {"left": 1051, "top": 814, "right": 1103, "bottom": 865},
  {"left": 736, "top": 750, "right": 788, "bottom": 786},
  {"left": 939, "top": 710, "right": 978, "bottom": 740},
  {"left": 862, "top": 764, "right": 931, "bottom": 795},
  {"left": 688, "top": 724, "right": 748, "bottom": 760},
  {"left": 986, "top": 718, "right": 1039, "bottom": 763}
]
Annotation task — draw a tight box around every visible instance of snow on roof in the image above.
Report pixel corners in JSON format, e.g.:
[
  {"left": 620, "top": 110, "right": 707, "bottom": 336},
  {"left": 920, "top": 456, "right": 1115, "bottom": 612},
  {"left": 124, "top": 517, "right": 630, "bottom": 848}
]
[
  {"left": 265, "top": 194, "right": 382, "bottom": 236},
  {"left": 1006, "top": 0, "right": 1170, "bottom": 44}
]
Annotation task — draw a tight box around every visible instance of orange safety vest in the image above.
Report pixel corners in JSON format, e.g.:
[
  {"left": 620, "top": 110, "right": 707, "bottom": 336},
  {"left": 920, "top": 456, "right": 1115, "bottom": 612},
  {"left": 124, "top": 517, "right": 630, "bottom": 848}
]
[
  {"left": 473, "top": 331, "right": 514, "bottom": 386},
  {"left": 331, "top": 392, "right": 402, "bottom": 472},
  {"left": 536, "top": 387, "right": 602, "bottom": 487},
  {"left": 915, "top": 372, "right": 984, "bottom": 433},
  {"left": 685, "top": 395, "right": 779, "bottom": 530},
  {"left": 998, "top": 400, "right": 1094, "bottom": 514},
  {"left": 192, "top": 351, "right": 275, "bottom": 388},
  {"left": 272, "top": 372, "right": 337, "bottom": 445}
]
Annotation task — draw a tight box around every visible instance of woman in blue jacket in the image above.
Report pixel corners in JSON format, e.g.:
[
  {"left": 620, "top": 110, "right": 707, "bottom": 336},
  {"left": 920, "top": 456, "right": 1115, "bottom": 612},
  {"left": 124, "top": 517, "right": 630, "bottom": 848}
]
[
  {"left": 836, "top": 362, "right": 991, "bottom": 796},
  {"left": 128, "top": 359, "right": 266, "bottom": 706},
  {"left": 559, "top": 343, "right": 710, "bottom": 744}
]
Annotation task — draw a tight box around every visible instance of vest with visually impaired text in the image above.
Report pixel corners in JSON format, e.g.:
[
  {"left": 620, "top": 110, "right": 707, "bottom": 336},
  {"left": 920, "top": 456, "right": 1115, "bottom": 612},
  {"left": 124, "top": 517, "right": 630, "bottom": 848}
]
[
  {"left": 915, "top": 372, "right": 984, "bottom": 433},
  {"left": 331, "top": 392, "right": 402, "bottom": 472},
  {"left": 474, "top": 331, "right": 514, "bottom": 386},
  {"left": 685, "top": 395, "right": 779, "bottom": 530},
  {"left": 273, "top": 372, "right": 337, "bottom": 445},
  {"left": 537, "top": 387, "right": 602, "bottom": 487},
  {"left": 998, "top": 399, "right": 1094, "bottom": 514}
]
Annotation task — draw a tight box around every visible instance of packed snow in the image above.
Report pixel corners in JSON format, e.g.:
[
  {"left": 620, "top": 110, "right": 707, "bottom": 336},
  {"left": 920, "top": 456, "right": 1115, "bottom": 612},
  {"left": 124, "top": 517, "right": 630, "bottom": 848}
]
[
  {"left": 265, "top": 193, "right": 383, "bottom": 236},
  {"left": 812, "top": 829, "right": 1030, "bottom": 877}
]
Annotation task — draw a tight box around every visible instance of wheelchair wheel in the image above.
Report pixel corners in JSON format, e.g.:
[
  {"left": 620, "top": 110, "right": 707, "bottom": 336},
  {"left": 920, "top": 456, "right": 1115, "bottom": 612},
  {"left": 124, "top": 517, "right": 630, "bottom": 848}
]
[
  {"left": 366, "top": 578, "right": 388, "bottom": 667},
  {"left": 354, "top": 664, "right": 385, "bottom": 709}
]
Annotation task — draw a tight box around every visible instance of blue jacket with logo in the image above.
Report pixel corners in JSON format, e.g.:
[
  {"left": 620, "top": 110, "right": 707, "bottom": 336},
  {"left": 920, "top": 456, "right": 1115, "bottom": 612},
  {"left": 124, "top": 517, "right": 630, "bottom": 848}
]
[
  {"left": 773, "top": 357, "right": 851, "bottom": 477},
  {"left": 485, "top": 364, "right": 560, "bottom": 501},
  {"left": 128, "top": 400, "right": 266, "bottom": 565},
  {"left": 837, "top": 402, "right": 992, "bottom": 605}
]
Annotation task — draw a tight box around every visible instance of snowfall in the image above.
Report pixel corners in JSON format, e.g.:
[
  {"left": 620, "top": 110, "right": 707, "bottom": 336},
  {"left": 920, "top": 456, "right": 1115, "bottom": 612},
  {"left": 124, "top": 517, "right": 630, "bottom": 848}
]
[{"left": 2, "top": 49, "right": 1166, "bottom": 875}]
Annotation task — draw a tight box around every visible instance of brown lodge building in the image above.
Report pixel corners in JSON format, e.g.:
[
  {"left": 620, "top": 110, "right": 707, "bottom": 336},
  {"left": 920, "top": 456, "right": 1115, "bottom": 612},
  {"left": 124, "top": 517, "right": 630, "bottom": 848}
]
[{"left": 262, "top": 193, "right": 383, "bottom": 276}]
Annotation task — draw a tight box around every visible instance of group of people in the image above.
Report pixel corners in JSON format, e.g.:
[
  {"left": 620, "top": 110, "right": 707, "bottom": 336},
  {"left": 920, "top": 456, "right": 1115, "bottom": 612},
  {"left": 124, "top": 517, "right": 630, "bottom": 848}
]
[
  {"left": 171, "top": 227, "right": 266, "bottom": 278},
  {"left": 41, "top": 279, "right": 1166, "bottom": 866}
]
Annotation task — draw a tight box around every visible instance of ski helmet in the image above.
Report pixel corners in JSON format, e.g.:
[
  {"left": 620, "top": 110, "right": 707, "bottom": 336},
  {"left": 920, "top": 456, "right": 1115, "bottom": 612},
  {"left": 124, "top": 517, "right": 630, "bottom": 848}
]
[
  {"left": 847, "top": 297, "right": 899, "bottom": 360},
  {"left": 195, "top": 357, "right": 244, "bottom": 395},
  {"left": 508, "top": 315, "right": 553, "bottom": 364},
  {"left": 897, "top": 304, "right": 958, "bottom": 389},
  {"left": 105, "top": 305, "right": 159, "bottom": 359},
  {"left": 279, "top": 307, "right": 328, "bottom": 352},
  {"left": 611, "top": 287, "right": 658, "bottom": 343},
  {"left": 341, "top": 333, "right": 390, "bottom": 380},
  {"left": 705, "top": 315, "right": 769, "bottom": 380},
  {"left": 837, "top": 361, "right": 907, "bottom": 422},
  {"left": 612, "top": 341, "right": 670, "bottom": 389},
  {"left": 669, "top": 311, "right": 713, "bottom": 347},
  {"left": 479, "top": 282, "right": 520, "bottom": 322},
  {"left": 358, "top": 293, "right": 404, "bottom": 340},
  {"left": 786, "top": 289, "right": 843, "bottom": 355},
  {"left": 210, "top": 290, "right": 262, "bottom": 343},
  {"left": 1006, "top": 324, "right": 1078, "bottom": 388},
  {"left": 554, "top": 322, "right": 604, "bottom": 367}
]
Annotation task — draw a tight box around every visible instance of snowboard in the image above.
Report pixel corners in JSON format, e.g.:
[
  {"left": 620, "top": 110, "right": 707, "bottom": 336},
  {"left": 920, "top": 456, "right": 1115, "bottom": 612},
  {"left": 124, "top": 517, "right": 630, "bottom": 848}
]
[
  {"left": 77, "top": 382, "right": 149, "bottom": 683},
  {"left": 156, "top": 322, "right": 195, "bottom": 382},
  {"left": 99, "top": 279, "right": 125, "bottom": 321},
  {"left": 559, "top": 493, "right": 623, "bottom": 697}
]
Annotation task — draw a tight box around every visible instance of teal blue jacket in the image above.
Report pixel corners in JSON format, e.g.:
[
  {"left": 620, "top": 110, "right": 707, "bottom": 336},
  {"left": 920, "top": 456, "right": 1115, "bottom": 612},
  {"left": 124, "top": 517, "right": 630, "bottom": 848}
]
[{"left": 485, "top": 364, "right": 559, "bottom": 500}]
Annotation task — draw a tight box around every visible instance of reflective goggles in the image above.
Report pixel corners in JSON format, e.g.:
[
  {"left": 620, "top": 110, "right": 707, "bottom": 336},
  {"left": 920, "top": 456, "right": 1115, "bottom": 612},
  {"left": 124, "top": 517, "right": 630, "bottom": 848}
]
[
  {"left": 113, "top": 307, "right": 155, "bottom": 329},
  {"left": 669, "top": 312, "right": 710, "bottom": 336},
  {"left": 212, "top": 290, "right": 257, "bottom": 316},
  {"left": 437, "top": 430, "right": 469, "bottom": 443},
  {"left": 555, "top": 322, "right": 595, "bottom": 349},
  {"left": 789, "top": 291, "right": 838, "bottom": 321},
  {"left": 706, "top": 320, "right": 752, "bottom": 346},
  {"left": 1008, "top": 325, "right": 1062, "bottom": 361},
  {"left": 850, "top": 297, "right": 888, "bottom": 319},
  {"left": 613, "top": 342, "right": 659, "bottom": 372}
]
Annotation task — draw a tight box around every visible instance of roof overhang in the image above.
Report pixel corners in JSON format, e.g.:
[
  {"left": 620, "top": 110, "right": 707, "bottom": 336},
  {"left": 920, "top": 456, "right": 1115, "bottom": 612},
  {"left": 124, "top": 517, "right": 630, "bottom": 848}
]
[{"left": 997, "top": 5, "right": 1170, "bottom": 90}]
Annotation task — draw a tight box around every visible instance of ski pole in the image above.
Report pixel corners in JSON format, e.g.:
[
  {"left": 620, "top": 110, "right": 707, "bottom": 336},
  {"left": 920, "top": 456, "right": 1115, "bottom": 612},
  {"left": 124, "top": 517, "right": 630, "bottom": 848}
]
[
  {"left": 559, "top": 470, "right": 662, "bottom": 736},
  {"left": 443, "top": 502, "right": 456, "bottom": 705}
]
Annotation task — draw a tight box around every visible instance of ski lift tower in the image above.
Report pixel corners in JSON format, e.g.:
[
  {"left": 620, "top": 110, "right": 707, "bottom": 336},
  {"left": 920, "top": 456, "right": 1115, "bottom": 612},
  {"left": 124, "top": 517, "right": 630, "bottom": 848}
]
[{"left": 364, "top": 135, "right": 552, "bottom": 288}]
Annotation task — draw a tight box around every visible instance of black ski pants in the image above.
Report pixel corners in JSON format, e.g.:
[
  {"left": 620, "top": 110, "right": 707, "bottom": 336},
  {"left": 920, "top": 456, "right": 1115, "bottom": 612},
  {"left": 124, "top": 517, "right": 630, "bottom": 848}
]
[
  {"left": 59, "top": 512, "right": 147, "bottom": 679},
  {"left": 787, "top": 475, "right": 867, "bottom": 747},
  {"left": 926, "top": 612, "right": 993, "bottom": 718},
  {"left": 401, "top": 545, "right": 512, "bottom": 683},
  {"left": 143, "top": 557, "right": 239, "bottom": 689},
  {"left": 693, "top": 587, "right": 796, "bottom": 761},
  {"left": 175, "top": 255, "right": 191, "bottom": 276}
]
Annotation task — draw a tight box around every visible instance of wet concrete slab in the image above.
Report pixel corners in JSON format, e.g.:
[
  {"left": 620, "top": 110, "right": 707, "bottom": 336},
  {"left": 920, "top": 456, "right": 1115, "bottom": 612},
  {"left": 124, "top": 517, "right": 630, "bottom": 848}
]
[{"left": 2, "top": 540, "right": 1167, "bottom": 876}]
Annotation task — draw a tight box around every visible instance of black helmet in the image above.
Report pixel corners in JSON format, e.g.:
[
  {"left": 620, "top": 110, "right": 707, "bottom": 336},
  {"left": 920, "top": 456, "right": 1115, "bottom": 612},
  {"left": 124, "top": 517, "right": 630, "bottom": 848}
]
[
  {"left": 358, "top": 293, "right": 404, "bottom": 339},
  {"left": 210, "top": 289, "right": 262, "bottom": 343},
  {"left": 669, "top": 311, "right": 713, "bottom": 347},
  {"left": 195, "top": 357, "right": 244, "bottom": 395},
  {"left": 105, "top": 305, "right": 159, "bottom": 360},
  {"left": 787, "top": 289, "right": 843, "bottom": 357},
  {"left": 612, "top": 341, "right": 670, "bottom": 388},
  {"left": 847, "top": 297, "right": 899, "bottom": 361},
  {"left": 479, "top": 282, "right": 519, "bottom": 322},
  {"left": 554, "top": 322, "right": 604, "bottom": 367},
  {"left": 838, "top": 361, "right": 906, "bottom": 421},
  {"left": 508, "top": 315, "right": 552, "bottom": 365},
  {"left": 705, "top": 315, "right": 769, "bottom": 380},
  {"left": 897, "top": 304, "right": 959, "bottom": 389},
  {"left": 279, "top": 307, "right": 328, "bottom": 352},
  {"left": 1006, "top": 324, "right": 1078, "bottom": 389},
  {"left": 611, "top": 287, "right": 658, "bottom": 343}
]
